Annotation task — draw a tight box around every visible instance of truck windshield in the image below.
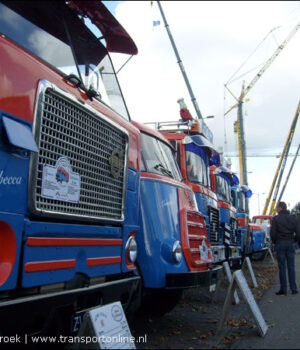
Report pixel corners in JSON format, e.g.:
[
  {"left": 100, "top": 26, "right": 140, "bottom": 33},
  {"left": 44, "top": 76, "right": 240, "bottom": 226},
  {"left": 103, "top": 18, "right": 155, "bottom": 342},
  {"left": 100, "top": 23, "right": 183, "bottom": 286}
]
[
  {"left": 186, "top": 151, "right": 210, "bottom": 187},
  {"left": 237, "top": 192, "right": 246, "bottom": 212},
  {"left": 216, "top": 176, "right": 232, "bottom": 203},
  {"left": 141, "top": 133, "right": 182, "bottom": 181},
  {"left": 0, "top": 1, "right": 129, "bottom": 119}
]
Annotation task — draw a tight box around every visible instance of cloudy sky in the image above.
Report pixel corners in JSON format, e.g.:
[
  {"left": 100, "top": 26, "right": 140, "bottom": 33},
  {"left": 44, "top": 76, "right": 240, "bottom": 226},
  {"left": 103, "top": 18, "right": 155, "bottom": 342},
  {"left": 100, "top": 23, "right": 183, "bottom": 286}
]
[{"left": 105, "top": 1, "right": 300, "bottom": 216}]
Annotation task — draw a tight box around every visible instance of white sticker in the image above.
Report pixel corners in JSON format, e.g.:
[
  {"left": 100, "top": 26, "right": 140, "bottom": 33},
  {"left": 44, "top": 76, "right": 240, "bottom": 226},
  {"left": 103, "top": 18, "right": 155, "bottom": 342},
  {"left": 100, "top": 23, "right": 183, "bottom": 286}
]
[
  {"left": 199, "top": 240, "right": 208, "bottom": 261},
  {"left": 41, "top": 157, "right": 81, "bottom": 203}
]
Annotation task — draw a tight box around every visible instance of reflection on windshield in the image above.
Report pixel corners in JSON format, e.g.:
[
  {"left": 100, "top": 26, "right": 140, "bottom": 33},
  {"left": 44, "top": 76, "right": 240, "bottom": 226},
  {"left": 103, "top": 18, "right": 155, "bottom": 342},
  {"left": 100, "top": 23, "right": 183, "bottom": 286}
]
[
  {"left": 0, "top": 2, "right": 130, "bottom": 120},
  {"left": 141, "top": 133, "right": 181, "bottom": 180},
  {"left": 238, "top": 192, "right": 246, "bottom": 212},
  {"left": 216, "top": 176, "right": 232, "bottom": 203},
  {"left": 186, "top": 151, "right": 210, "bottom": 187}
]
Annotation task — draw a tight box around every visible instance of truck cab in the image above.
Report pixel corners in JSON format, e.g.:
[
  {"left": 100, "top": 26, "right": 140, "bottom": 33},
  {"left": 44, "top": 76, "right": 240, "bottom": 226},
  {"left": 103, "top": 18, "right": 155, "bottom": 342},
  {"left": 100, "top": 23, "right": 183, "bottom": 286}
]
[
  {"left": 231, "top": 185, "right": 267, "bottom": 260},
  {"left": 210, "top": 166, "right": 242, "bottom": 267},
  {"left": 132, "top": 121, "right": 221, "bottom": 316},
  {"left": 231, "top": 185, "right": 251, "bottom": 257},
  {"left": 0, "top": 1, "right": 140, "bottom": 337},
  {"left": 252, "top": 215, "right": 273, "bottom": 245},
  {"left": 160, "top": 121, "right": 225, "bottom": 265}
]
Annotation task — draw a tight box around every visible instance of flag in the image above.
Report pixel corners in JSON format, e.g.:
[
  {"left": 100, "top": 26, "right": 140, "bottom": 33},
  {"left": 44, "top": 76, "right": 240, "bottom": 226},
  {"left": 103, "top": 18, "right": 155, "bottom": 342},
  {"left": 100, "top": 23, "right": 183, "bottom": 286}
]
[{"left": 153, "top": 20, "right": 160, "bottom": 27}]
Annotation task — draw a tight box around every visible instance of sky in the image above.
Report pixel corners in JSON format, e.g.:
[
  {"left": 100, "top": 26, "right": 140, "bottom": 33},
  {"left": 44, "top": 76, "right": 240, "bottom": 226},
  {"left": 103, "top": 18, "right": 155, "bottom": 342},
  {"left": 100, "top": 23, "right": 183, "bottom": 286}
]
[{"left": 104, "top": 1, "right": 300, "bottom": 216}]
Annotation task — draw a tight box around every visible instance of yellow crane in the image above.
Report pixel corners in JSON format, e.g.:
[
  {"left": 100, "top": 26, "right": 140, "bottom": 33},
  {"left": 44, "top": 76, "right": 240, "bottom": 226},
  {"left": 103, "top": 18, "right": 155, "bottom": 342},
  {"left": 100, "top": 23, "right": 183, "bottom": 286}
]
[
  {"left": 263, "top": 100, "right": 300, "bottom": 215},
  {"left": 224, "top": 23, "right": 300, "bottom": 191}
]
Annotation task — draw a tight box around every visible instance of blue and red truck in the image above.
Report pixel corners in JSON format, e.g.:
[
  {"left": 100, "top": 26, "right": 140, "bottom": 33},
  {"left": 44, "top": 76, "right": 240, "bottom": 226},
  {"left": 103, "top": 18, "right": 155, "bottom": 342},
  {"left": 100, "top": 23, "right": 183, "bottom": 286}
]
[
  {"left": 209, "top": 166, "right": 242, "bottom": 267},
  {"left": 158, "top": 119, "right": 226, "bottom": 266},
  {"left": 132, "top": 121, "right": 221, "bottom": 316},
  {"left": 231, "top": 186, "right": 267, "bottom": 260},
  {"left": 0, "top": 0, "right": 141, "bottom": 338}
]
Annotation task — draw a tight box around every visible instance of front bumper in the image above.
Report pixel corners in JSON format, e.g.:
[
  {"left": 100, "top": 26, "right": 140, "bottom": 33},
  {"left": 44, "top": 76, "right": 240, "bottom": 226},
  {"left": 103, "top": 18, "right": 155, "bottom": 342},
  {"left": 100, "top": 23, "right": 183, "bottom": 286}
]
[
  {"left": 0, "top": 275, "right": 140, "bottom": 335},
  {"left": 211, "top": 245, "right": 226, "bottom": 264},
  {"left": 165, "top": 265, "right": 223, "bottom": 289},
  {"left": 228, "top": 245, "right": 242, "bottom": 260}
]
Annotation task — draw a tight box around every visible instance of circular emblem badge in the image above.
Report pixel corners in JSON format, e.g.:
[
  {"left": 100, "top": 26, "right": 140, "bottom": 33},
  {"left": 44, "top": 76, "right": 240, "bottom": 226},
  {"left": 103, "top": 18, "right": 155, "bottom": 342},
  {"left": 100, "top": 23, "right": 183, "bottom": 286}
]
[{"left": 109, "top": 148, "right": 124, "bottom": 179}]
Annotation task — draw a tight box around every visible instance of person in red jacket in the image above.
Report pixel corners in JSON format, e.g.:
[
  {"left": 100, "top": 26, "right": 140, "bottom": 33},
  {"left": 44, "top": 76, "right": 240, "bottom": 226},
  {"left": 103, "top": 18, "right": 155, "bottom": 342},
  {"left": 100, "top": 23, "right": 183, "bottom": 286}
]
[{"left": 271, "top": 201, "right": 300, "bottom": 295}]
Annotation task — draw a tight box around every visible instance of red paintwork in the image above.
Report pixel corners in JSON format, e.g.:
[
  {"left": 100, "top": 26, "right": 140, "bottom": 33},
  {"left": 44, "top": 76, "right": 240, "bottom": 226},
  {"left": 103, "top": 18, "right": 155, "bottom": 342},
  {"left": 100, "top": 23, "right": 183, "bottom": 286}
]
[
  {"left": 26, "top": 237, "right": 123, "bottom": 247},
  {"left": 178, "top": 189, "right": 212, "bottom": 272},
  {"left": 249, "top": 224, "right": 264, "bottom": 231},
  {"left": 218, "top": 201, "right": 236, "bottom": 213},
  {"left": 0, "top": 221, "right": 17, "bottom": 286},
  {"left": 0, "top": 36, "right": 140, "bottom": 170},
  {"left": 132, "top": 121, "right": 173, "bottom": 148},
  {"left": 253, "top": 215, "right": 273, "bottom": 221},
  {"left": 86, "top": 257, "right": 121, "bottom": 267},
  {"left": 237, "top": 218, "right": 246, "bottom": 227},
  {"left": 68, "top": 1, "right": 138, "bottom": 55},
  {"left": 24, "top": 260, "right": 76, "bottom": 273}
]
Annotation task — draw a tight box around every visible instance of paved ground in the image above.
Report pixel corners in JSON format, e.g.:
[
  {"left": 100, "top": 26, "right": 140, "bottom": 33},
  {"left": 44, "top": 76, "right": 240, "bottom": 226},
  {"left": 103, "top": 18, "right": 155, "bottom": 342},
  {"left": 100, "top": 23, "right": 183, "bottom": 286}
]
[
  {"left": 131, "top": 251, "right": 300, "bottom": 349},
  {"left": 231, "top": 252, "right": 300, "bottom": 349}
]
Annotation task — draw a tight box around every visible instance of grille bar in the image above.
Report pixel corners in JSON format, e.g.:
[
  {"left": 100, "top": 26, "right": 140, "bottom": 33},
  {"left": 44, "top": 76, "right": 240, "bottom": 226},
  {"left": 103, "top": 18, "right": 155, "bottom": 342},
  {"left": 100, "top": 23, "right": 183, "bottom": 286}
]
[
  {"left": 231, "top": 218, "right": 239, "bottom": 245},
  {"left": 209, "top": 206, "right": 219, "bottom": 242},
  {"left": 29, "top": 81, "right": 128, "bottom": 222}
]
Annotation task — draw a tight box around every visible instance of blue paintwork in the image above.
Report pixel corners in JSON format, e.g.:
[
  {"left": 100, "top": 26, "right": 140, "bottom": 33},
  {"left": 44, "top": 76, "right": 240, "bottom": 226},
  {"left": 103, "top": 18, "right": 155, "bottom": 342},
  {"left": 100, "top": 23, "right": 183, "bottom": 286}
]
[
  {"left": 137, "top": 178, "right": 189, "bottom": 288},
  {"left": 248, "top": 227, "right": 266, "bottom": 254},
  {"left": 0, "top": 111, "right": 32, "bottom": 215},
  {"left": 22, "top": 221, "right": 123, "bottom": 288},
  {"left": 2, "top": 115, "right": 38, "bottom": 152},
  {"left": 0, "top": 110, "right": 141, "bottom": 291},
  {"left": 232, "top": 185, "right": 266, "bottom": 254}
]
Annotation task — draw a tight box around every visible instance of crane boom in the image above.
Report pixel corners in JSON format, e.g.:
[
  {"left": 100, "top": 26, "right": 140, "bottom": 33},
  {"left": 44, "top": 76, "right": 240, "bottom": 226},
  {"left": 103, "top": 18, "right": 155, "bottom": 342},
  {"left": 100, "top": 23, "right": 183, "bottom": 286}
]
[
  {"left": 243, "top": 23, "right": 300, "bottom": 99},
  {"left": 225, "top": 22, "right": 300, "bottom": 195},
  {"left": 263, "top": 100, "right": 300, "bottom": 215}
]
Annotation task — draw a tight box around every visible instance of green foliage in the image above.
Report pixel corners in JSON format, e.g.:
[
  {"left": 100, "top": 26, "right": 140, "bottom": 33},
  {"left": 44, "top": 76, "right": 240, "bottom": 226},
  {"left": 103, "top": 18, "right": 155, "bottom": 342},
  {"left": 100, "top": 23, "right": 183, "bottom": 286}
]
[{"left": 291, "top": 202, "right": 300, "bottom": 221}]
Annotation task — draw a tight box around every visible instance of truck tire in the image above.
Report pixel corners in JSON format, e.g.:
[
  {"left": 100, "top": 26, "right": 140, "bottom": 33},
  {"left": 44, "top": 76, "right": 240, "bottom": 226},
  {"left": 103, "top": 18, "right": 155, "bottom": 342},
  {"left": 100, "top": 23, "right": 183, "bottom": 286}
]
[{"left": 251, "top": 250, "right": 267, "bottom": 261}]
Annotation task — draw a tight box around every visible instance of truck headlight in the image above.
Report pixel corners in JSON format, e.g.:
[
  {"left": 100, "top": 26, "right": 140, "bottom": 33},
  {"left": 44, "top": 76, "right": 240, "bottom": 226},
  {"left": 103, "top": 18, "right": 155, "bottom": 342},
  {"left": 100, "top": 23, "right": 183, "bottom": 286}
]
[
  {"left": 125, "top": 236, "right": 137, "bottom": 263},
  {"left": 172, "top": 241, "right": 182, "bottom": 263}
]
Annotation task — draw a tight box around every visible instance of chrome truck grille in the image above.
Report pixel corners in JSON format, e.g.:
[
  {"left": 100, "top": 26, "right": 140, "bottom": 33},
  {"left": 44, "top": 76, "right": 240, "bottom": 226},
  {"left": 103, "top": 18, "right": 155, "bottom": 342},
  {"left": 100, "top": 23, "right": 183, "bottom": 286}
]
[
  {"left": 29, "top": 81, "right": 128, "bottom": 222},
  {"left": 208, "top": 206, "right": 219, "bottom": 243},
  {"left": 231, "top": 218, "right": 238, "bottom": 245}
]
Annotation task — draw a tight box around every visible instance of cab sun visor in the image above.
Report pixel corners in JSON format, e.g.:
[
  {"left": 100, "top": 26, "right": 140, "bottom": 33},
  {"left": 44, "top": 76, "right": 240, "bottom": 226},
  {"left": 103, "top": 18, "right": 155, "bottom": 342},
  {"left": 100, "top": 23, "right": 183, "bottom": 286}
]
[{"left": 68, "top": 1, "right": 138, "bottom": 55}]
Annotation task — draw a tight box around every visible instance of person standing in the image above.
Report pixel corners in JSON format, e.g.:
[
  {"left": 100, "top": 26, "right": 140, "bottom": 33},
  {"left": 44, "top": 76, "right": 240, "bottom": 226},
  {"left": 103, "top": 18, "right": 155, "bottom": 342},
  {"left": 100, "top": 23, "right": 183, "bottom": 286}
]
[{"left": 271, "top": 201, "right": 300, "bottom": 295}]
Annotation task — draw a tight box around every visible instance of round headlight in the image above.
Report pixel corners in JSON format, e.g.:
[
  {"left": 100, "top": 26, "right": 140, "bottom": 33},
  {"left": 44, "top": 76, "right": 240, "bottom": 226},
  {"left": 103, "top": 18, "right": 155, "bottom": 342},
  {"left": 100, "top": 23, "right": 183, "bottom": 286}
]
[
  {"left": 125, "top": 236, "right": 137, "bottom": 263},
  {"left": 172, "top": 241, "right": 182, "bottom": 263}
]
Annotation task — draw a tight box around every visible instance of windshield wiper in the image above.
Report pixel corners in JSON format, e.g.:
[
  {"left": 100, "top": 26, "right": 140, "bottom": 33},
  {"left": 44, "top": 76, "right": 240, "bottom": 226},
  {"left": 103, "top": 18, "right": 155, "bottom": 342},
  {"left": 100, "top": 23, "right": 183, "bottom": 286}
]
[
  {"left": 154, "top": 163, "right": 173, "bottom": 178},
  {"left": 64, "top": 74, "right": 101, "bottom": 101}
]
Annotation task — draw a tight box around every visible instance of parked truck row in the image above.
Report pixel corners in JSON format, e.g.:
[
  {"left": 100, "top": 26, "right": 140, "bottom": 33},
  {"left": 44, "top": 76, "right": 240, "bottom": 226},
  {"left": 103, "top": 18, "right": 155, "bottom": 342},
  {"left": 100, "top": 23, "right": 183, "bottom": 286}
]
[{"left": 0, "top": 0, "right": 268, "bottom": 341}]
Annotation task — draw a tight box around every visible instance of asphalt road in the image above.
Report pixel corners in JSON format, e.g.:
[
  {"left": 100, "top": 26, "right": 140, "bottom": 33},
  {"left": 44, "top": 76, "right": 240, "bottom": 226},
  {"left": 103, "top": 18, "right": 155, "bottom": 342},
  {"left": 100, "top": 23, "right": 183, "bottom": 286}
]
[
  {"left": 232, "top": 252, "right": 300, "bottom": 349},
  {"left": 132, "top": 254, "right": 281, "bottom": 349}
]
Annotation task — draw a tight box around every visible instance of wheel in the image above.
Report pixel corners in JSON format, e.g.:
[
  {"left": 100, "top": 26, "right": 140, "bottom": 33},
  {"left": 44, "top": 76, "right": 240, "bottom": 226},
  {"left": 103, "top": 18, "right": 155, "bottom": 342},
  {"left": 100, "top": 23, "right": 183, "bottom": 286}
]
[
  {"left": 251, "top": 250, "right": 267, "bottom": 261},
  {"left": 137, "top": 288, "right": 183, "bottom": 317}
]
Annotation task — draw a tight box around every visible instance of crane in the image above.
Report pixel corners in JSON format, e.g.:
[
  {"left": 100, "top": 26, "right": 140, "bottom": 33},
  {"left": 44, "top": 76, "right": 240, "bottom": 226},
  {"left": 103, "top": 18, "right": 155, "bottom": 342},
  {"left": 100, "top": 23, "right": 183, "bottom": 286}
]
[
  {"left": 156, "top": 1, "right": 203, "bottom": 120},
  {"left": 263, "top": 100, "right": 300, "bottom": 215},
  {"left": 224, "top": 23, "right": 300, "bottom": 189}
]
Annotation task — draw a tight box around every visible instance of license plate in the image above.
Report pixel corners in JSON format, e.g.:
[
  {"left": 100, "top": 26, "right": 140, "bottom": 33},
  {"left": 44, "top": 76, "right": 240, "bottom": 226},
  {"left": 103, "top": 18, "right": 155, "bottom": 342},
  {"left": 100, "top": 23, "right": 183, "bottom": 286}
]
[{"left": 71, "top": 310, "right": 86, "bottom": 335}]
